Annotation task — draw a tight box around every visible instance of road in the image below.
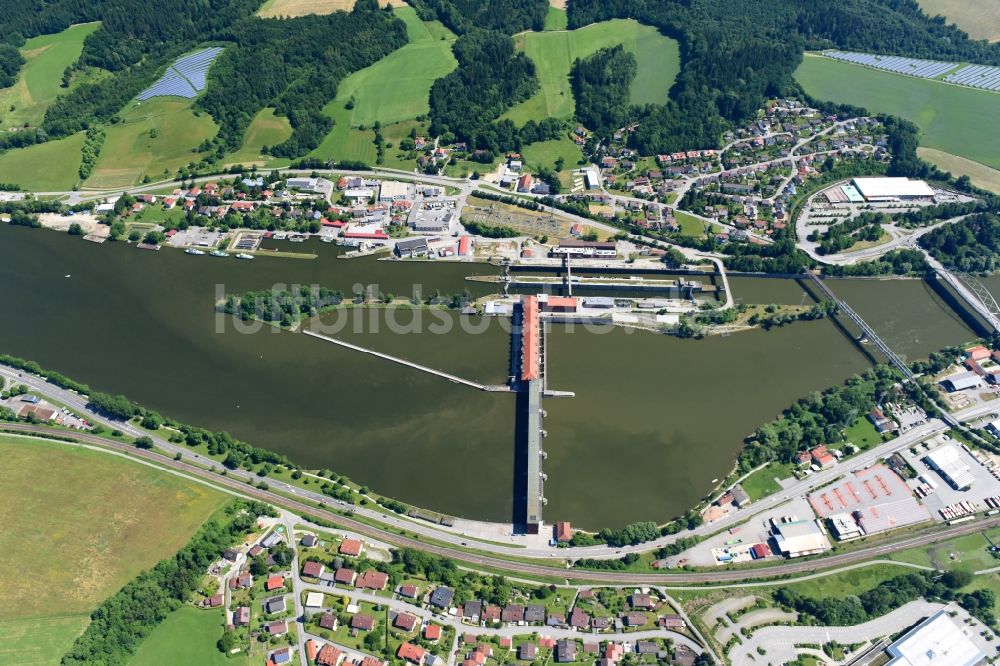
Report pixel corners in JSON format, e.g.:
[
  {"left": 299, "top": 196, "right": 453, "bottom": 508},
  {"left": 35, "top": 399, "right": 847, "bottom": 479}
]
[{"left": 4, "top": 420, "right": 1000, "bottom": 585}]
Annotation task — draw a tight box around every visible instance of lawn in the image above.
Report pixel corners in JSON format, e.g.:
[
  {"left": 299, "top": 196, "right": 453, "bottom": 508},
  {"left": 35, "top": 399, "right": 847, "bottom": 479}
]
[
  {"left": 503, "top": 19, "right": 680, "bottom": 124},
  {"left": 84, "top": 97, "right": 217, "bottom": 188},
  {"left": 0, "top": 436, "right": 226, "bottom": 621},
  {"left": 916, "top": 0, "right": 1000, "bottom": 42},
  {"left": 521, "top": 136, "right": 584, "bottom": 188},
  {"left": 739, "top": 462, "right": 795, "bottom": 501},
  {"left": 311, "top": 7, "right": 456, "bottom": 161},
  {"left": 0, "top": 615, "right": 91, "bottom": 666},
  {"left": 844, "top": 417, "right": 882, "bottom": 450},
  {"left": 226, "top": 107, "right": 292, "bottom": 167},
  {"left": 675, "top": 210, "right": 708, "bottom": 237},
  {"left": 795, "top": 54, "right": 1000, "bottom": 170},
  {"left": 0, "top": 132, "right": 85, "bottom": 191},
  {"left": 890, "top": 529, "right": 1000, "bottom": 571},
  {"left": 0, "top": 22, "right": 101, "bottom": 133},
  {"left": 130, "top": 606, "right": 243, "bottom": 666},
  {"left": 917, "top": 148, "right": 1000, "bottom": 194}
]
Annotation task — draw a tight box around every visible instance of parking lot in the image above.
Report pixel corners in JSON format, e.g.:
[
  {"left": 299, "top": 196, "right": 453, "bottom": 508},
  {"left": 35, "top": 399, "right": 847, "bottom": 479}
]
[
  {"left": 901, "top": 434, "right": 1000, "bottom": 520},
  {"left": 167, "top": 227, "right": 225, "bottom": 248}
]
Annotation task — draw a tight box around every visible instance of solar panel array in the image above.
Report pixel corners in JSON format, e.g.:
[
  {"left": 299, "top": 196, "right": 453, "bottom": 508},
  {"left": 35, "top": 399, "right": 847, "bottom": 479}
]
[
  {"left": 944, "top": 64, "right": 1000, "bottom": 92},
  {"left": 824, "top": 51, "right": 957, "bottom": 79},
  {"left": 137, "top": 47, "right": 224, "bottom": 101}
]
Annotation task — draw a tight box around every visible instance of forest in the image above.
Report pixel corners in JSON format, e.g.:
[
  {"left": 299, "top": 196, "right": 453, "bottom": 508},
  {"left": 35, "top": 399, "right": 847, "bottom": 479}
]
[
  {"left": 919, "top": 213, "right": 1000, "bottom": 273},
  {"left": 571, "top": 45, "right": 637, "bottom": 137}
]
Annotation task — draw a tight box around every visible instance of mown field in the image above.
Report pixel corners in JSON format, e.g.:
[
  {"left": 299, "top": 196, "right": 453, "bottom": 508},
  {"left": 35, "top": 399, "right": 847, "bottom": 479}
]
[
  {"left": 0, "top": 436, "right": 226, "bottom": 664},
  {"left": 503, "top": 19, "right": 680, "bottom": 125},
  {"left": 0, "top": 132, "right": 84, "bottom": 191},
  {"left": 521, "top": 136, "right": 583, "bottom": 188},
  {"left": 85, "top": 97, "right": 218, "bottom": 188},
  {"left": 130, "top": 606, "right": 243, "bottom": 666},
  {"left": 258, "top": 0, "right": 406, "bottom": 19},
  {"left": 0, "top": 22, "right": 101, "bottom": 133},
  {"left": 918, "top": 147, "right": 1000, "bottom": 193},
  {"left": 544, "top": 7, "right": 568, "bottom": 31},
  {"left": 226, "top": 107, "right": 292, "bottom": 167},
  {"left": 795, "top": 54, "right": 1000, "bottom": 170},
  {"left": 917, "top": 0, "right": 1000, "bottom": 42},
  {"left": 311, "top": 6, "right": 456, "bottom": 163}
]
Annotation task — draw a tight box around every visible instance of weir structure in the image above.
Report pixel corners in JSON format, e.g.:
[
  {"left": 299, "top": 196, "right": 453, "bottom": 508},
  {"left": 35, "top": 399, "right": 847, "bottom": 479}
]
[{"left": 304, "top": 295, "right": 570, "bottom": 534}]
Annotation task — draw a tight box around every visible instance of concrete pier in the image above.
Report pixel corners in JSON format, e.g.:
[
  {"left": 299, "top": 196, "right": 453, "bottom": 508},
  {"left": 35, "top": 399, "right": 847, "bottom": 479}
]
[{"left": 302, "top": 330, "right": 512, "bottom": 393}]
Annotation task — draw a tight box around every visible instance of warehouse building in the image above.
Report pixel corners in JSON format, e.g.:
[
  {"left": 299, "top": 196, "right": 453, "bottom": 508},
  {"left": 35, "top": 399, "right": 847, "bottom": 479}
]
[
  {"left": 379, "top": 180, "right": 410, "bottom": 202},
  {"left": 941, "top": 370, "right": 981, "bottom": 392},
  {"left": 885, "top": 609, "right": 985, "bottom": 666},
  {"left": 924, "top": 444, "right": 976, "bottom": 490},
  {"left": 851, "top": 177, "right": 935, "bottom": 202},
  {"left": 769, "top": 519, "right": 831, "bottom": 558}
]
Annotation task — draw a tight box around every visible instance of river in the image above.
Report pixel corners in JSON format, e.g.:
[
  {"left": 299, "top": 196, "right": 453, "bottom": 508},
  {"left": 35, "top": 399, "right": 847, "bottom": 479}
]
[{"left": 0, "top": 223, "right": 977, "bottom": 528}]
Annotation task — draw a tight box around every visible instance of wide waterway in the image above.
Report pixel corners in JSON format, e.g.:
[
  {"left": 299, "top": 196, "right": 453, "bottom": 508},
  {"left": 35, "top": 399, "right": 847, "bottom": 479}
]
[{"left": 0, "top": 223, "right": 978, "bottom": 528}]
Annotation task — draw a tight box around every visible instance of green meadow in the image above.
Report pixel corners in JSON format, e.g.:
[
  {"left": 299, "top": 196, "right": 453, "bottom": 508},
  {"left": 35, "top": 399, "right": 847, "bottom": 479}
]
[
  {"left": 130, "top": 606, "right": 244, "bottom": 666},
  {"left": 85, "top": 97, "right": 218, "bottom": 188},
  {"left": 0, "top": 133, "right": 85, "bottom": 191},
  {"left": 544, "top": 7, "right": 568, "bottom": 31},
  {"left": 226, "top": 107, "right": 292, "bottom": 167},
  {"left": 0, "top": 22, "right": 101, "bottom": 133},
  {"left": 504, "top": 19, "right": 680, "bottom": 125},
  {"left": 795, "top": 54, "right": 1000, "bottom": 170},
  {"left": 311, "top": 7, "right": 456, "bottom": 163}
]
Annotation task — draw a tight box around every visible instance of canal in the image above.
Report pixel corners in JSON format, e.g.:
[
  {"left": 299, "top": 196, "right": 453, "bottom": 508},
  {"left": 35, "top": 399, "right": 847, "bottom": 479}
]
[{"left": 0, "top": 223, "right": 978, "bottom": 528}]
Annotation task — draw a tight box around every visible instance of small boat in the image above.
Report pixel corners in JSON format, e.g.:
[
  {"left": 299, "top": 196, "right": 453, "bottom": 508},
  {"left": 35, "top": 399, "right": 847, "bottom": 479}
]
[
  {"left": 272, "top": 232, "right": 288, "bottom": 240},
  {"left": 210, "top": 250, "right": 230, "bottom": 258},
  {"left": 320, "top": 236, "right": 334, "bottom": 243},
  {"left": 235, "top": 253, "right": 255, "bottom": 260},
  {"left": 185, "top": 248, "right": 206, "bottom": 255}
]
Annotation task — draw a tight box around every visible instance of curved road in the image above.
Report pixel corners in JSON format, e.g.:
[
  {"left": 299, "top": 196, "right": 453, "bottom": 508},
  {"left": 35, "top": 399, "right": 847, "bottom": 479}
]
[{"left": 4, "top": 422, "right": 1000, "bottom": 585}]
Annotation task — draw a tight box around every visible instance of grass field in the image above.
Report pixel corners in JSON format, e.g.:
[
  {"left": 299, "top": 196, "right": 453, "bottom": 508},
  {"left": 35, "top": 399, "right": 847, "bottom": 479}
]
[
  {"left": 544, "top": 7, "right": 568, "bottom": 31},
  {"left": 226, "top": 107, "right": 292, "bottom": 167},
  {"left": 0, "top": 132, "right": 84, "bottom": 191},
  {"left": 258, "top": 0, "right": 405, "bottom": 18},
  {"left": 521, "top": 136, "right": 583, "bottom": 188},
  {"left": 918, "top": 147, "right": 1000, "bottom": 194},
  {"left": 770, "top": 563, "right": 907, "bottom": 600},
  {"left": 739, "top": 462, "right": 795, "bottom": 501},
  {"left": 0, "top": 437, "right": 226, "bottom": 621},
  {"left": 795, "top": 54, "right": 1000, "bottom": 170},
  {"left": 311, "top": 7, "right": 456, "bottom": 163},
  {"left": 130, "top": 606, "right": 243, "bottom": 666},
  {"left": 917, "top": 0, "right": 1000, "bottom": 42},
  {"left": 844, "top": 417, "right": 882, "bottom": 450},
  {"left": 0, "top": 615, "right": 92, "bottom": 666},
  {"left": 85, "top": 97, "right": 217, "bottom": 188},
  {"left": 0, "top": 22, "right": 101, "bottom": 133},
  {"left": 503, "top": 19, "right": 680, "bottom": 125}
]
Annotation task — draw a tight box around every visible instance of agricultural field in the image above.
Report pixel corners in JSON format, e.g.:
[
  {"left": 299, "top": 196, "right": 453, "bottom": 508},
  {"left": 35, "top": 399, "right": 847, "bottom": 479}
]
[
  {"left": 503, "top": 19, "right": 680, "bottom": 124},
  {"left": 795, "top": 54, "right": 1000, "bottom": 170},
  {"left": 226, "top": 107, "right": 292, "bottom": 167},
  {"left": 917, "top": 0, "right": 1000, "bottom": 42},
  {"left": 0, "top": 132, "right": 85, "bottom": 191},
  {"left": 130, "top": 606, "right": 244, "bottom": 666},
  {"left": 84, "top": 97, "right": 218, "bottom": 188},
  {"left": 918, "top": 147, "right": 1000, "bottom": 193},
  {"left": 310, "top": 7, "right": 456, "bottom": 163},
  {"left": 0, "top": 22, "right": 101, "bottom": 133},
  {"left": 258, "top": 0, "right": 406, "bottom": 18},
  {"left": 0, "top": 436, "right": 226, "bottom": 664}
]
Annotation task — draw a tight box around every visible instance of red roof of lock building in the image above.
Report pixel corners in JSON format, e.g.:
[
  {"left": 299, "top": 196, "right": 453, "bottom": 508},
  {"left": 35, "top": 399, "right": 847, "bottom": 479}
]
[{"left": 521, "top": 296, "right": 540, "bottom": 381}]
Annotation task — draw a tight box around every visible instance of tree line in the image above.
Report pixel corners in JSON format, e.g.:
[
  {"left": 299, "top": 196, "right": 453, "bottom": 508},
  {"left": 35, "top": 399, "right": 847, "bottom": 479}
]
[{"left": 919, "top": 213, "right": 1000, "bottom": 273}]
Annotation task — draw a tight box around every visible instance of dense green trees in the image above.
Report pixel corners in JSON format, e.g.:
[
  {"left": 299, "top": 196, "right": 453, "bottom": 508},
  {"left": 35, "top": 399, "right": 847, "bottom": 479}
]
[
  {"left": 570, "top": 46, "right": 636, "bottom": 137},
  {"left": 408, "top": 0, "right": 547, "bottom": 35},
  {"left": 919, "top": 213, "right": 1000, "bottom": 273},
  {"left": 87, "top": 391, "right": 136, "bottom": 420},
  {"left": 0, "top": 44, "right": 25, "bottom": 88},
  {"left": 428, "top": 30, "right": 542, "bottom": 153}
]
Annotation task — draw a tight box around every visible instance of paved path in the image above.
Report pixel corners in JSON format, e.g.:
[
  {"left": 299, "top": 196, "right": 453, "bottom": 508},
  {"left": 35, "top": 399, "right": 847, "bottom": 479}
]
[
  {"left": 729, "top": 599, "right": 942, "bottom": 665},
  {"left": 705, "top": 596, "right": 757, "bottom": 628},
  {"left": 716, "top": 608, "right": 798, "bottom": 645}
]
